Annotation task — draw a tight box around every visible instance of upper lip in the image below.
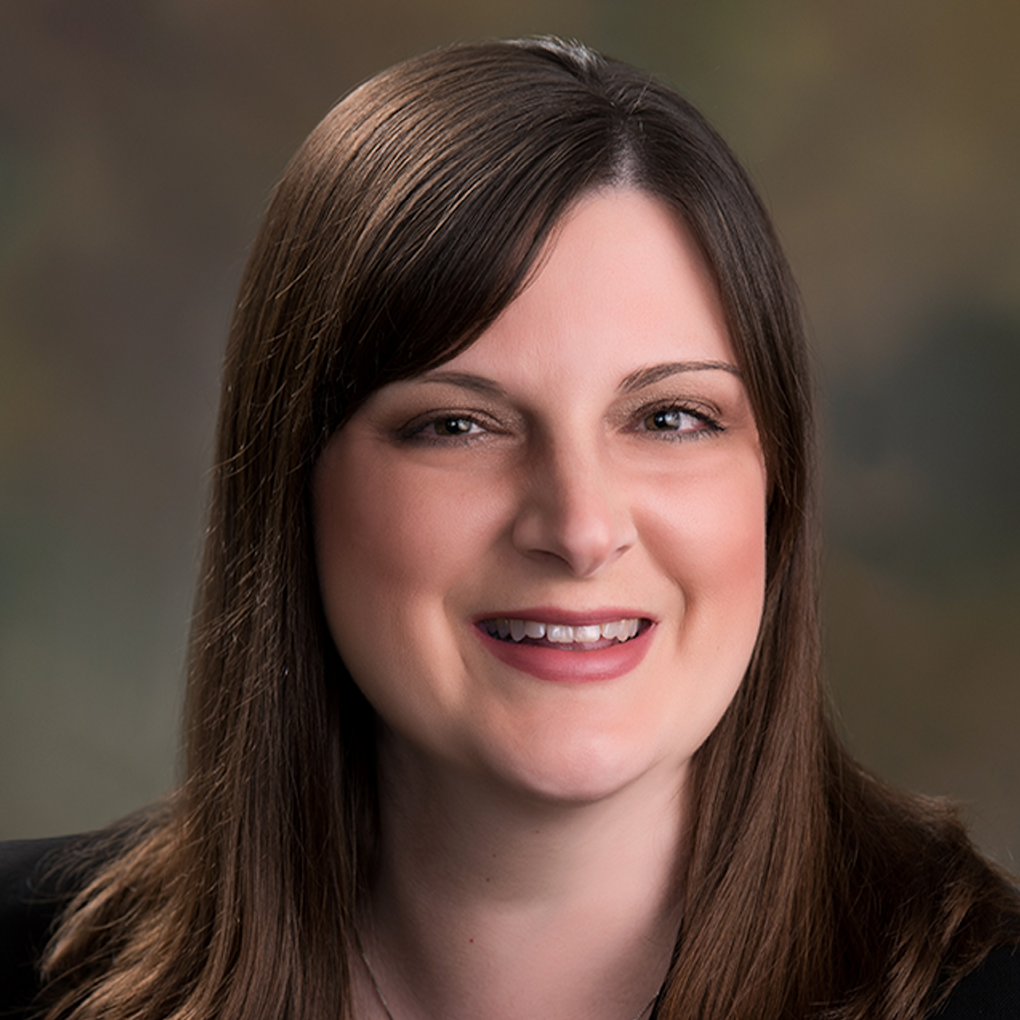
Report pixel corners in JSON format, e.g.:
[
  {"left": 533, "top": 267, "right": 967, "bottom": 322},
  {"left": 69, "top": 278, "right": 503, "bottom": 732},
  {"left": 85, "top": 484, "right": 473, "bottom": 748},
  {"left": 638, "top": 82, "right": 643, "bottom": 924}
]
[{"left": 473, "top": 607, "right": 656, "bottom": 626}]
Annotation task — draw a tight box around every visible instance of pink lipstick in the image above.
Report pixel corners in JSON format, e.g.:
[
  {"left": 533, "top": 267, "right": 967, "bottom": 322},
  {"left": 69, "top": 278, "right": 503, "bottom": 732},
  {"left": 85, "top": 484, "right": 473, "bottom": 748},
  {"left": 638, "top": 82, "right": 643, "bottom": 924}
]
[{"left": 474, "top": 608, "right": 655, "bottom": 683}]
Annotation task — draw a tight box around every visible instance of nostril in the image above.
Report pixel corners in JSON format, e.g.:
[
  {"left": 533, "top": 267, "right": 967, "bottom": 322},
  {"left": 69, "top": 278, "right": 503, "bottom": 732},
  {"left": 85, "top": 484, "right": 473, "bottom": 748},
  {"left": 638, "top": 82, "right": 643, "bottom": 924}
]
[
  {"left": 509, "top": 446, "right": 637, "bottom": 576},
  {"left": 511, "top": 509, "right": 635, "bottom": 577}
]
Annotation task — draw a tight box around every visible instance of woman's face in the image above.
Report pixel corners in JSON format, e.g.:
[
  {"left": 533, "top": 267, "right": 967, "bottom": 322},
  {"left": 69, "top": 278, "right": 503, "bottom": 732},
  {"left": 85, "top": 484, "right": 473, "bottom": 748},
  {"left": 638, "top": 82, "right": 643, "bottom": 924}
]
[{"left": 313, "top": 189, "right": 767, "bottom": 804}]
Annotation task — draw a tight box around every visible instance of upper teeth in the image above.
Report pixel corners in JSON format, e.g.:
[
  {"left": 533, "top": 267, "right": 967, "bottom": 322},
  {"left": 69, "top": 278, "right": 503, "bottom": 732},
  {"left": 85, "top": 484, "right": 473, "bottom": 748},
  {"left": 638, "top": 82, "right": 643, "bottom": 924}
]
[{"left": 486, "top": 618, "right": 641, "bottom": 643}]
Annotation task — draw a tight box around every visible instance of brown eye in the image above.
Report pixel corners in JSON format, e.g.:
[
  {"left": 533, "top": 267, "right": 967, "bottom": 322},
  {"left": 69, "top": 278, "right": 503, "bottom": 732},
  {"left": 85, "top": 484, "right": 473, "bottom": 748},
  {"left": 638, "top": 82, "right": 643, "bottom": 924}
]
[
  {"left": 634, "top": 404, "right": 721, "bottom": 440},
  {"left": 644, "top": 408, "right": 698, "bottom": 432},
  {"left": 434, "top": 417, "right": 475, "bottom": 436},
  {"left": 397, "top": 411, "right": 498, "bottom": 445},
  {"left": 646, "top": 409, "right": 679, "bottom": 431}
]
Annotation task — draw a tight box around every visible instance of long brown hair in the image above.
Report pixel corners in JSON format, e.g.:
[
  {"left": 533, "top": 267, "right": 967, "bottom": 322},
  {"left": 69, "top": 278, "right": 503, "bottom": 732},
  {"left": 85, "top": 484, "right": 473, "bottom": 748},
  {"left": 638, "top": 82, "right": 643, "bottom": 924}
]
[{"left": 40, "top": 38, "right": 1018, "bottom": 1020}]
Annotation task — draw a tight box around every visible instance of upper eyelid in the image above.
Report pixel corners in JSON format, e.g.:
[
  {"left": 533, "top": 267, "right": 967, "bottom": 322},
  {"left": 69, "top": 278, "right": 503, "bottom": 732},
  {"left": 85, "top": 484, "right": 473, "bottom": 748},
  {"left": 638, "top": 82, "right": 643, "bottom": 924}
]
[
  {"left": 396, "top": 407, "right": 510, "bottom": 440},
  {"left": 613, "top": 392, "right": 724, "bottom": 425},
  {"left": 384, "top": 384, "right": 532, "bottom": 427}
]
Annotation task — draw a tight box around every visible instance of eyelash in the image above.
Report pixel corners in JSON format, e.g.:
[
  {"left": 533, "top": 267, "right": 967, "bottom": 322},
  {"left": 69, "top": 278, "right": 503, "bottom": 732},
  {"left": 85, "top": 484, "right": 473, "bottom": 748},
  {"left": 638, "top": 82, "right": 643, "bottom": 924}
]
[
  {"left": 397, "top": 413, "right": 500, "bottom": 445},
  {"left": 628, "top": 401, "right": 723, "bottom": 441},
  {"left": 397, "top": 402, "right": 723, "bottom": 446}
]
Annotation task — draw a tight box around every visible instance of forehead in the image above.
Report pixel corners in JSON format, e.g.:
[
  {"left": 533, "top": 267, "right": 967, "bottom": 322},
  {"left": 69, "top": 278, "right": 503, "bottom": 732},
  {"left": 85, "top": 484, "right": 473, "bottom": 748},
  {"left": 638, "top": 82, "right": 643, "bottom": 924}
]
[{"left": 437, "top": 188, "right": 735, "bottom": 383}]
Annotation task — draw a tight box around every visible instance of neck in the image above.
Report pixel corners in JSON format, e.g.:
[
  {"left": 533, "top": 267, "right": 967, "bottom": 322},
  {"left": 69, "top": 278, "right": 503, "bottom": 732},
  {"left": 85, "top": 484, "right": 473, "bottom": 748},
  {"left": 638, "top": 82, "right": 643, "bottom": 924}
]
[{"left": 355, "top": 740, "right": 687, "bottom": 1020}]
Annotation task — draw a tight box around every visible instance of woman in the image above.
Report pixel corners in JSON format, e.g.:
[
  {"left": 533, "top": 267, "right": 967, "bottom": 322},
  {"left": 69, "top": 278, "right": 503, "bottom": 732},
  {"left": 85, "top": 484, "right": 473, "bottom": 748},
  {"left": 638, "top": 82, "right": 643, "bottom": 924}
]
[{"left": 3, "top": 37, "right": 1018, "bottom": 1020}]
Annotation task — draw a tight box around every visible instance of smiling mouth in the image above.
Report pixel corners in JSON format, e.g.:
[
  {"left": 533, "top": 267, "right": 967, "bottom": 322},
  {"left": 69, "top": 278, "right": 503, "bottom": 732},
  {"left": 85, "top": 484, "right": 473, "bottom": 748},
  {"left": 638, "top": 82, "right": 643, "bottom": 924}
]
[{"left": 479, "top": 617, "right": 648, "bottom": 648}]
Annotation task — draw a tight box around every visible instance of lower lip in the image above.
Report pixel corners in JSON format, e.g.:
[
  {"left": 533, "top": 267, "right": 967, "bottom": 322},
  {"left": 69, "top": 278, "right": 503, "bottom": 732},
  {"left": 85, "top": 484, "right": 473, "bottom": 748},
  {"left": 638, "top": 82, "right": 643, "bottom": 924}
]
[{"left": 475, "top": 623, "right": 655, "bottom": 683}]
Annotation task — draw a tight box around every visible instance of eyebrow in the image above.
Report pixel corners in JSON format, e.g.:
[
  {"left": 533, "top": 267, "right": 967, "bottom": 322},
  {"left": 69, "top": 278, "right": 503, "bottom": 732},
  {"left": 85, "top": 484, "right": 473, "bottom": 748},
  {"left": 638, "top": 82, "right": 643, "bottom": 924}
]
[
  {"left": 618, "top": 360, "right": 742, "bottom": 393},
  {"left": 416, "top": 361, "right": 741, "bottom": 398},
  {"left": 415, "top": 370, "right": 508, "bottom": 397}
]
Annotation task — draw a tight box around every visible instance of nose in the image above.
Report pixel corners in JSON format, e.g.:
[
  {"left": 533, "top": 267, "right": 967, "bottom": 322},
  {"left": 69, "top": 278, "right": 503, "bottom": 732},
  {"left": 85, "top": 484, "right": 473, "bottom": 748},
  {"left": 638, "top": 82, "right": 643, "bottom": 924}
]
[{"left": 510, "top": 440, "right": 636, "bottom": 578}]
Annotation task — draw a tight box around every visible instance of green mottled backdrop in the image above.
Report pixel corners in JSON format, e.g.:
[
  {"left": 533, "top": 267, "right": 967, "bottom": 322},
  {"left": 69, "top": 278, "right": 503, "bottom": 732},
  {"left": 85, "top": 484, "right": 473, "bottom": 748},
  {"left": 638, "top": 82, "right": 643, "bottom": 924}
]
[{"left": 1, "top": 0, "right": 1018, "bottom": 865}]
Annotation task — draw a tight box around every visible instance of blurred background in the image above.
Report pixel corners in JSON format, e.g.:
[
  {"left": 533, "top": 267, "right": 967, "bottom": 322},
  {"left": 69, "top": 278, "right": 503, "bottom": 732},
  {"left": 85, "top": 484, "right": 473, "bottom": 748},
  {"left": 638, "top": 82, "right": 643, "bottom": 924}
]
[{"left": 1, "top": 0, "right": 1018, "bottom": 863}]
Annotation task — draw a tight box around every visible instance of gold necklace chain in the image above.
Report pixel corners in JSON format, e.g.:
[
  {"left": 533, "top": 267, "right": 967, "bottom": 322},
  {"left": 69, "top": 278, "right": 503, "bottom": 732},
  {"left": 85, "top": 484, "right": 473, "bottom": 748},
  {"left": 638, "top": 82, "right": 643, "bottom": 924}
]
[{"left": 356, "top": 938, "right": 660, "bottom": 1020}]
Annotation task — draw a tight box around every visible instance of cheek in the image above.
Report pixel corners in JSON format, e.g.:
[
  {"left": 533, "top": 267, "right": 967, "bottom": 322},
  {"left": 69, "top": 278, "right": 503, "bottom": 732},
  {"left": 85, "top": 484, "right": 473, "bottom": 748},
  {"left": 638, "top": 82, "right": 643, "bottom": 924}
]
[
  {"left": 703, "top": 488, "right": 767, "bottom": 611},
  {"left": 642, "top": 460, "right": 767, "bottom": 757},
  {"left": 643, "top": 455, "right": 767, "bottom": 611},
  {"left": 313, "top": 437, "right": 524, "bottom": 747},
  {"left": 312, "top": 437, "right": 507, "bottom": 673},
  {"left": 690, "top": 466, "right": 767, "bottom": 648},
  {"left": 646, "top": 455, "right": 766, "bottom": 684},
  {"left": 313, "top": 441, "right": 449, "bottom": 728},
  {"left": 315, "top": 446, "right": 438, "bottom": 640}
]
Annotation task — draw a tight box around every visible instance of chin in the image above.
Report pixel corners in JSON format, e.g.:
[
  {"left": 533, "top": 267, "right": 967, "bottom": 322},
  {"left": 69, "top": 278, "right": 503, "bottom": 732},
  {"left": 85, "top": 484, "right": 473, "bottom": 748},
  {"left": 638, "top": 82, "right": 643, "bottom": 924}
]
[{"left": 475, "top": 722, "right": 681, "bottom": 808}]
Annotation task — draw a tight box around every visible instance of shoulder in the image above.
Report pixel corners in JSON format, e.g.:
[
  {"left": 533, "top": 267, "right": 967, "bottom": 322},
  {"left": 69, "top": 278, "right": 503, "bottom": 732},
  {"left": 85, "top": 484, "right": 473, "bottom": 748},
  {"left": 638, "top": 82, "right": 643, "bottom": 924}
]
[
  {"left": 929, "top": 943, "right": 1020, "bottom": 1020},
  {"left": 0, "top": 836, "right": 98, "bottom": 1020}
]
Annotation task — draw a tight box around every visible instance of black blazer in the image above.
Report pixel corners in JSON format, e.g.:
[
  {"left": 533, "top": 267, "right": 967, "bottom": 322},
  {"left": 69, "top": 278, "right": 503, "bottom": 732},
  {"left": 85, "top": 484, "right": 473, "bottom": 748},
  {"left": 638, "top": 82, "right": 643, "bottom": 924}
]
[
  {"left": 2, "top": 836, "right": 1019, "bottom": 1019},
  {"left": 0, "top": 837, "right": 82, "bottom": 1020}
]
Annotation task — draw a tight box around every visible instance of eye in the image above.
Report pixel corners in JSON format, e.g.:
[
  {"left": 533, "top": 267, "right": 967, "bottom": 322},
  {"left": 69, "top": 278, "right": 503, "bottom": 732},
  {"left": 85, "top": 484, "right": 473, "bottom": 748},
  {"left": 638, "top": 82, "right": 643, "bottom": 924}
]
[
  {"left": 646, "top": 408, "right": 691, "bottom": 432},
  {"left": 397, "top": 411, "right": 497, "bottom": 445},
  {"left": 635, "top": 404, "right": 720, "bottom": 438},
  {"left": 432, "top": 416, "right": 479, "bottom": 437}
]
